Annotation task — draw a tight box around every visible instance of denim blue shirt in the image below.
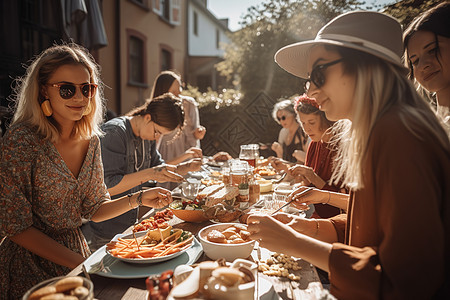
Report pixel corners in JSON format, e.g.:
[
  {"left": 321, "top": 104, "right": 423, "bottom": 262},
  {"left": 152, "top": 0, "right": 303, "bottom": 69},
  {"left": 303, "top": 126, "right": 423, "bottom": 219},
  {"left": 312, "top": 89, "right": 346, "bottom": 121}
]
[{"left": 89, "top": 117, "right": 164, "bottom": 239}]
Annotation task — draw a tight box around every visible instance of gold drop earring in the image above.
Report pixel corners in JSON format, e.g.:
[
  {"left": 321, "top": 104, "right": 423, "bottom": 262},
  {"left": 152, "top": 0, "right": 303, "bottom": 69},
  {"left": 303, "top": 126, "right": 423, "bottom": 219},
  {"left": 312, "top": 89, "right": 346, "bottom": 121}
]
[{"left": 41, "top": 98, "right": 53, "bottom": 117}]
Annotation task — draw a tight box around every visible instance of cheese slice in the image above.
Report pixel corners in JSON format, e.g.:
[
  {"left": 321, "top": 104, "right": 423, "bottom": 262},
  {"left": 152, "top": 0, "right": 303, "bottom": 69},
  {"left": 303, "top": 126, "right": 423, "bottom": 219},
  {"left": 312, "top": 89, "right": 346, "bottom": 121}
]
[
  {"left": 257, "top": 179, "right": 273, "bottom": 193},
  {"left": 145, "top": 226, "right": 172, "bottom": 242}
]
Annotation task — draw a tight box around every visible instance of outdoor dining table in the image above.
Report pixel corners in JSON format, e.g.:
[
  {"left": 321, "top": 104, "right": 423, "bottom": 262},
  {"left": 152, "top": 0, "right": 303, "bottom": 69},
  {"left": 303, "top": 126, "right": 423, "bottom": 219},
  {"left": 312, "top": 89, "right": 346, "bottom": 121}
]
[{"left": 68, "top": 208, "right": 324, "bottom": 300}]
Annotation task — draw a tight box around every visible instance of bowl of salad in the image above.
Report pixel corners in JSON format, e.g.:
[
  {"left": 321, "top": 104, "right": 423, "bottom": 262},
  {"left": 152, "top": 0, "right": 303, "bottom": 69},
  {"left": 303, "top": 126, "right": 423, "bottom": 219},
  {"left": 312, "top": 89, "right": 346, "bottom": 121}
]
[{"left": 169, "top": 199, "right": 209, "bottom": 223}]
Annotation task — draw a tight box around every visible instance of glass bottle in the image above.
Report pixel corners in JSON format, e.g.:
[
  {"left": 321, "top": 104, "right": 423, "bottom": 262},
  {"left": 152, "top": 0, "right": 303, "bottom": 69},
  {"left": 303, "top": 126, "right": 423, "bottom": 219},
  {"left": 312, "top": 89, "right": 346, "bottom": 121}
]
[{"left": 248, "top": 175, "right": 260, "bottom": 205}]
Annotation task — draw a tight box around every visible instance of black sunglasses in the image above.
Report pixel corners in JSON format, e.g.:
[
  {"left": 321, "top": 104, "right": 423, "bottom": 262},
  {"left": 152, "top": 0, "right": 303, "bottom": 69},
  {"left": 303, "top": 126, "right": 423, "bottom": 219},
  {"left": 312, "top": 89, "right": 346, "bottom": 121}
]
[
  {"left": 47, "top": 83, "right": 98, "bottom": 100},
  {"left": 304, "top": 59, "right": 343, "bottom": 91},
  {"left": 277, "top": 115, "right": 287, "bottom": 122}
]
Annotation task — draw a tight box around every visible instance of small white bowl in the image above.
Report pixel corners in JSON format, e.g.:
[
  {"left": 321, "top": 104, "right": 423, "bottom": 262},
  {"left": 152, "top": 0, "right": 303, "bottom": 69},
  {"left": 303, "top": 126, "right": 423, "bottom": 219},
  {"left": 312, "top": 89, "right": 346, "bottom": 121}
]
[{"left": 198, "top": 223, "right": 255, "bottom": 262}]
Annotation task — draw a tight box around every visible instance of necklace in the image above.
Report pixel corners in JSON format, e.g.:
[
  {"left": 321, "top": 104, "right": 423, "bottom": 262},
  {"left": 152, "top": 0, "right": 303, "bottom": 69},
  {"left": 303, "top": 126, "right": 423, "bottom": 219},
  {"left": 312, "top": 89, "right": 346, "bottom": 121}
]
[{"left": 134, "top": 140, "right": 145, "bottom": 171}]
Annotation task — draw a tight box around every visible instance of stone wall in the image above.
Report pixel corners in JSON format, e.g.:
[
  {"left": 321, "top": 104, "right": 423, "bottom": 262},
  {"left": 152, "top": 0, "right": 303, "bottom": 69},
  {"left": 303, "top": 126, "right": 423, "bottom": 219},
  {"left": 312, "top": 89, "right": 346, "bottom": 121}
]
[{"left": 199, "top": 91, "right": 280, "bottom": 158}]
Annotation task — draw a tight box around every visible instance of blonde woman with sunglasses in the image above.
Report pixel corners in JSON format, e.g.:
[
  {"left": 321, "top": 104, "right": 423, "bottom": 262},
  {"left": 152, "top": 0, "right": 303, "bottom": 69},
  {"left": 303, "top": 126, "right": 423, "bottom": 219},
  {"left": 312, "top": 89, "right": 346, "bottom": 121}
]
[
  {"left": 0, "top": 44, "right": 173, "bottom": 298},
  {"left": 248, "top": 11, "right": 450, "bottom": 299}
]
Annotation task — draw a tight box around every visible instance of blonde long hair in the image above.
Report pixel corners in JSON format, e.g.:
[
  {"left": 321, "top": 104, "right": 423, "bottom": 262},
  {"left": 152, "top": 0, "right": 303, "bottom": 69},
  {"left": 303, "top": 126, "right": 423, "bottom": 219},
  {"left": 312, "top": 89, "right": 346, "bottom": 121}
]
[
  {"left": 329, "top": 46, "right": 449, "bottom": 190},
  {"left": 11, "top": 43, "right": 104, "bottom": 142}
]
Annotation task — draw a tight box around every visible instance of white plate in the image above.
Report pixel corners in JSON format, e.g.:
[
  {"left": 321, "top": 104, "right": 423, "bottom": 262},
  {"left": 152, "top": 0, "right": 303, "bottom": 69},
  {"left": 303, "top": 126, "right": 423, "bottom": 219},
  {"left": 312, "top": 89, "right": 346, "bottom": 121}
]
[
  {"left": 105, "top": 231, "right": 194, "bottom": 264},
  {"left": 83, "top": 235, "right": 203, "bottom": 279},
  {"left": 261, "top": 174, "right": 280, "bottom": 180}
]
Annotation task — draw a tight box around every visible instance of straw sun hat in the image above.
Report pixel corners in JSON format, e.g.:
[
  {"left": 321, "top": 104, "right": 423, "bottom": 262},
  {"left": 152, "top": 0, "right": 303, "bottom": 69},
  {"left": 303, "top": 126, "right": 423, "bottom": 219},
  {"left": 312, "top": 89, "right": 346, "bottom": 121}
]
[{"left": 274, "top": 11, "right": 405, "bottom": 79}]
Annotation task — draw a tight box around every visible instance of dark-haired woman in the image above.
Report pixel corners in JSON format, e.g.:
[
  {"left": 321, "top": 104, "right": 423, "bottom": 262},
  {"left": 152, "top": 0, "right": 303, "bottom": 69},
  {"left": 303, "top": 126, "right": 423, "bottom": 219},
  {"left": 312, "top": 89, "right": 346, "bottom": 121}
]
[
  {"left": 84, "top": 93, "right": 202, "bottom": 250},
  {"left": 289, "top": 94, "right": 345, "bottom": 218},
  {"left": 151, "top": 70, "right": 205, "bottom": 165},
  {"left": 403, "top": 2, "right": 450, "bottom": 130}
]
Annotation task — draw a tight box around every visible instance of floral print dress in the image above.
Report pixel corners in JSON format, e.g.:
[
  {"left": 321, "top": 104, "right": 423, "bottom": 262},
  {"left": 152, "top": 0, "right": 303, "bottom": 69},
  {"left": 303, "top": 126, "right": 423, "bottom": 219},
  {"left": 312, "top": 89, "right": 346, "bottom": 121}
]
[{"left": 0, "top": 124, "right": 109, "bottom": 299}]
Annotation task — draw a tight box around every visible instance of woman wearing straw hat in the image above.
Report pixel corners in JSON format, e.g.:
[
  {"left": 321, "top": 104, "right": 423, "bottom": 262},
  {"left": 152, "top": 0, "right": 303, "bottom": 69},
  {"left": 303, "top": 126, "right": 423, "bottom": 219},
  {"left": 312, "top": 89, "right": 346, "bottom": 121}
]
[{"left": 248, "top": 11, "right": 450, "bottom": 299}]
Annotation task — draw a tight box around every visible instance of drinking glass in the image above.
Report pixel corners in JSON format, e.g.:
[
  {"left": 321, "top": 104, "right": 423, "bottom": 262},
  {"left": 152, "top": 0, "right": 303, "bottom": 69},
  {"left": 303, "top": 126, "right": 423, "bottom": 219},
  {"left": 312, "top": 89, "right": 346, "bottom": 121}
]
[
  {"left": 181, "top": 181, "right": 200, "bottom": 199},
  {"left": 230, "top": 160, "right": 249, "bottom": 186},
  {"left": 266, "top": 193, "right": 288, "bottom": 212},
  {"left": 221, "top": 167, "right": 231, "bottom": 185},
  {"left": 239, "top": 145, "right": 258, "bottom": 167}
]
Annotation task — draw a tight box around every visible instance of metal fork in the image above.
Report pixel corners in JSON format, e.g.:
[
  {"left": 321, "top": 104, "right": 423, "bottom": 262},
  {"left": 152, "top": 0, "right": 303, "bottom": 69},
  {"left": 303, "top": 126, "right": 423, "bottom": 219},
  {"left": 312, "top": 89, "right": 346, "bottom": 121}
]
[
  {"left": 87, "top": 254, "right": 116, "bottom": 274},
  {"left": 270, "top": 187, "right": 313, "bottom": 215},
  {"left": 272, "top": 172, "right": 287, "bottom": 184}
]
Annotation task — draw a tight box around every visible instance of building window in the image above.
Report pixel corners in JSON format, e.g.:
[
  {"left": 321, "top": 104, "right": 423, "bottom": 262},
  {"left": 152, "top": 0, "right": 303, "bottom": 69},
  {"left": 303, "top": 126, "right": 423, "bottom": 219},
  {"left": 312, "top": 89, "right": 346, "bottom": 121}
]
[
  {"left": 193, "top": 11, "right": 198, "bottom": 36},
  {"left": 161, "top": 48, "right": 172, "bottom": 71},
  {"left": 154, "top": 0, "right": 181, "bottom": 25},
  {"left": 20, "top": 0, "right": 61, "bottom": 61},
  {"left": 216, "top": 29, "right": 220, "bottom": 49},
  {"left": 129, "top": 0, "right": 149, "bottom": 10},
  {"left": 130, "top": 37, "right": 144, "bottom": 83},
  {"left": 162, "top": 0, "right": 170, "bottom": 20},
  {"left": 127, "top": 29, "right": 147, "bottom": 86}
]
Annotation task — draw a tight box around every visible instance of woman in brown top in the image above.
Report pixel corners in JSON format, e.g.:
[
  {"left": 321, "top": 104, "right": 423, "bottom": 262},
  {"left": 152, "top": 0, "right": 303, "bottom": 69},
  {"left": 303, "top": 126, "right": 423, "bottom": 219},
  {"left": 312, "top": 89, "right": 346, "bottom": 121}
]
[{"left": 248, "top": 11, "right": 450, "bottom": 299}]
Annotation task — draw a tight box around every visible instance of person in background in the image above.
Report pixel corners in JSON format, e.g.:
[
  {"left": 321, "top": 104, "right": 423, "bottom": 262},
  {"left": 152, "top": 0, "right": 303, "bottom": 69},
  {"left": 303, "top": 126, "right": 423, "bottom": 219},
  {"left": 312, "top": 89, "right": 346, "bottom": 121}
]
[
  {"left": 248, "top": 11, "right": 449, "bottom": 299},
  {"left": 403, "top": 1, "right": 450, "bottom": 127},
  {"left": 151, "top": 70, "right": 205, "bottom": 165},
  {"left": 270, "top": 99, "right": 309, "bottom": 165},
  {"left": 83, "top": 93, "right": 202, "bottom": 250},
  {"left": 288, "top": 94, "right": 345, "bottom": 218},
  {"left": 0, "top": 44, "right": 173, "bottom": 298}
]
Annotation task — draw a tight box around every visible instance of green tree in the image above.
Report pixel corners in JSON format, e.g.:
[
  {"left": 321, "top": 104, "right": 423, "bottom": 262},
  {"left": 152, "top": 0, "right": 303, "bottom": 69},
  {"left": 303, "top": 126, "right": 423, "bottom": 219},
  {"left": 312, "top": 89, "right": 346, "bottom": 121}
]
[
  {"left": 383, "top": 0, "right": 443, "bottom": 27},
  {"left": 216, "top": 0, "right": 364, "bottom": 101}
]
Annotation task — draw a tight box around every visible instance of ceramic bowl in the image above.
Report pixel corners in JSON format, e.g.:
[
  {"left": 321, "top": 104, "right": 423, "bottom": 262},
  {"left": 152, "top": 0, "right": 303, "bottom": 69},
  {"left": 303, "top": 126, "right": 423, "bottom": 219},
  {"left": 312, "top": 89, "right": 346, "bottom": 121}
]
[
  {"left": 170, "top": 208, "right": 209, "bottom": 223},
  {"left": 22, "top": 276, "right": 93, "bottom": 300},
  {"left": 198, "top": 223, "right": 255, "bottom": 261}
]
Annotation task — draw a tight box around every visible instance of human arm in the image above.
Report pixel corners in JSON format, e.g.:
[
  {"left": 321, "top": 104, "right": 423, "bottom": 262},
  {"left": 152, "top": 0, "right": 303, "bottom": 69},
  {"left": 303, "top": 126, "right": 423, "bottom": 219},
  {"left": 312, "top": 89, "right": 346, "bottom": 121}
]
[
  {"left": 268, "top": 212, "right": 338, "bottom": 243},
  {"left": 247, "top": 214, "right": 332, "bottom": 272},
  {"left": 268, "top": 156, "right": 292, "bottom": 172},
  {"left": 175, "top": 158, "right": 202, "bottom": 175},
  {"left": 107, "top": 164, "right": 184, "bottom": 196},
  {"left": 292, "top": 150, "right": 306, "bottom": 164},
  {"left": 288, "top": 186, "right": 349, "bottom": 211},
  {"left": 9, "top": 227, "right": 85, "bottom": 269},
  {"left": 183, "top": 97, "right": 201, "bottom": 147},
  {"left": 194, "top": 126, "right": 206, "bottom": 140},
  {"left": 271, "top": 142, "right": 283, "bottom": 158},
  {"left": 165, "top": 147, "right": 203, "bottom": 165},
  {"left": 212, "top": 151, "right": 232, "bottom": 162},
  {"left": 289, "top": 164, "right": 325, "bottom": 188},
  {"left": 91, "top": 187, "right": 172, "bottom": 222}
]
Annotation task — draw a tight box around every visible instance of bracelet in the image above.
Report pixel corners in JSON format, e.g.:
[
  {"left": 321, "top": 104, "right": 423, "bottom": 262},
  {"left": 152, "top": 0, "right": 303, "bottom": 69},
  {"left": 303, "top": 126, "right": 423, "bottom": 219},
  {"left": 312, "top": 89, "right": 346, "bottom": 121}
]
[
  {"left": 127, "top": 193, "right": 134, "bottom": 208},
  {"left": 136, "top": 190, "right": 143, "bottom": 207},
  {"left": 314, "top": 219, "right": 319, "bottom": 237}
]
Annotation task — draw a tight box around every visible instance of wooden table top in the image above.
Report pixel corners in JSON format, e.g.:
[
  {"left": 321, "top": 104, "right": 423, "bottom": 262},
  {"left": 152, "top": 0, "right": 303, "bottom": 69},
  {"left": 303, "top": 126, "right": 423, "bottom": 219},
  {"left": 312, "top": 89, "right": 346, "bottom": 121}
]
[{"left": 68, "top": 190, "right": 324, "bottom": 300}]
